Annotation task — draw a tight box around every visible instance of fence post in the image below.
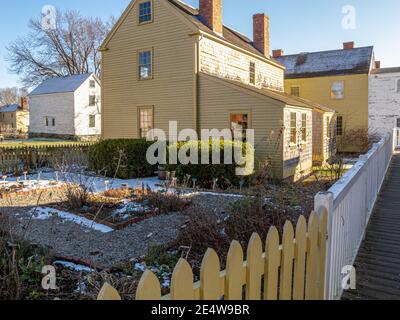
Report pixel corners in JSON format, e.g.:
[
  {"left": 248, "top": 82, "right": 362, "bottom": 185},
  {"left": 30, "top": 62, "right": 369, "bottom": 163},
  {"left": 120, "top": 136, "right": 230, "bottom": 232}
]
[{"left": 314, "top": 191, "right": 334, "bottom": 300}]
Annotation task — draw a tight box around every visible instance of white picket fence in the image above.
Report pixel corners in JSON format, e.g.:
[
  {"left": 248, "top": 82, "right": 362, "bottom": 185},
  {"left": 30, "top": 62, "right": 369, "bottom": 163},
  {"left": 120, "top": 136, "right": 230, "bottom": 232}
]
[
  {"left": 395, "top": 128, "right": 400, "bottom": 149},
  {"left": 315, "top": 131, "right": 395, "bottom": 300}
]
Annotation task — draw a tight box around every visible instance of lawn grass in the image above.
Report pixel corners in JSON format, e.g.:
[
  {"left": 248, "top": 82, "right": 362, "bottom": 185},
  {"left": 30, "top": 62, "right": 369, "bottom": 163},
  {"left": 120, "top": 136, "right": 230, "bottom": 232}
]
[{"left": 0, "top": 139, "right": 92, "bottom": 149}]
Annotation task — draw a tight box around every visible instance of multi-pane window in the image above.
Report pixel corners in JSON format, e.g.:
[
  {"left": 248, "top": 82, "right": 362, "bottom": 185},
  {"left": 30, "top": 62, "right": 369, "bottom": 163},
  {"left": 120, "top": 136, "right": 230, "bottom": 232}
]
[
  {"left": 397, "top": 118, "right": 400, "bottom": 128},
  {"left": 331, "top": 81, "right": 344, "bottom": 99},
  {"left": 139, "top": 107, "right": 153, "bottom": 139},
  {"left": 336, "top": 116, "right": 343, "bottom": 136},
  {"left": 45, "top": 117, "right": 55, "bottom": 127},
  {"left": 139, "top": 1, "right": 152, "bottom": 24},
  {"left": 249, "top": 62, "right": 256, "bottom": 85},
  {"left": 230, "top": 114, "right": 249, "bottom": 140},
  {"left": 301, "top": 114, "right": 307, "bottom": 142},
  {"left": 291, "top": 86, "right": 300, "bottom": 97},
  {"left": 290, "top": 112, "right": 297, "bottom": 144},
  {"left": 326, "top": 117, "right": 331, "bottom": 139},
  {"left": 139, "top": 50, "right": 153, "bottom": 80},
  {"left": 89, "top": 115, "right": 96, "bottom": 128},
  {"left": 89, "top": 95, "right": 96, "bottom": 106},
  {"left": 89, "top": 80, "right": 96, "bottom": 88}
]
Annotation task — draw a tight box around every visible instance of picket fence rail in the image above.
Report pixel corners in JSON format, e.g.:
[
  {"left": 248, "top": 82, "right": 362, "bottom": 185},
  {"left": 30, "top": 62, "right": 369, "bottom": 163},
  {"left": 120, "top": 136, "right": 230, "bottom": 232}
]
[
  {"left": 315, "top": 132, "right": 395, "bottom": 300},
  {"left": 0, "top": 143, "right": 92, "bottom": 174},
  {"left": 98, "top": 211, "right": 328, "bottom": 301}
]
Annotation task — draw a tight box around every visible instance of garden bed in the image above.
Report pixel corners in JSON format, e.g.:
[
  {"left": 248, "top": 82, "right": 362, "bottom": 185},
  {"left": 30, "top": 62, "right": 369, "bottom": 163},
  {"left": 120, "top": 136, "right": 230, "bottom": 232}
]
[
  {"left": 0, "top": 179, "right": 66, "bottom": 199},
  {"left": 47, "top": 187, "right": 192, "bottom": 230}
]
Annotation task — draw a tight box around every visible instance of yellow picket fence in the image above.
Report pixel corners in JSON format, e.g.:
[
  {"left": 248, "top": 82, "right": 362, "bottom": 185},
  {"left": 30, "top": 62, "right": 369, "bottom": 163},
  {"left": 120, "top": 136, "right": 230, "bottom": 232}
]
[{"left": 98, "top": 210, "right": 328, "bottom": 301}]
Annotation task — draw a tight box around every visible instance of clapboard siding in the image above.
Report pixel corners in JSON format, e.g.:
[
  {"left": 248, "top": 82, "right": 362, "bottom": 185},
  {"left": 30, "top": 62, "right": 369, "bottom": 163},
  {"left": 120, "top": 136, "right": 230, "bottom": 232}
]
[
  {"left": 101, "top": 0, "right": 197, "bottom": 139},
  {"left": 198, "top": 73, "right": 285, "bottom": 177}
]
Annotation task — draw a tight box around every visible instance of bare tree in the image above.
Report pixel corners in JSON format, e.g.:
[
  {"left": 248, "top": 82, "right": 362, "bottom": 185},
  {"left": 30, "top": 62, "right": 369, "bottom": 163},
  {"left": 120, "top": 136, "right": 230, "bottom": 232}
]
[
  {"left": 7, "top": 9, "right": 115, "bottom": 87},
  {"left": 0, "top": 87, "right": 28, "bottom": 106}
]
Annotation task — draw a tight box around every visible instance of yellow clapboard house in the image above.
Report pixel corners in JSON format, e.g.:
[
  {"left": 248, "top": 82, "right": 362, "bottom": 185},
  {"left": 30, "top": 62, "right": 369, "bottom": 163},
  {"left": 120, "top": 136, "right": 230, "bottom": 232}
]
[
  {"left": 100, "top": 0, "right": 335, "bottom": 179},
  {"left": 274, "top": 43, "right": 376, "bottom": 152}
]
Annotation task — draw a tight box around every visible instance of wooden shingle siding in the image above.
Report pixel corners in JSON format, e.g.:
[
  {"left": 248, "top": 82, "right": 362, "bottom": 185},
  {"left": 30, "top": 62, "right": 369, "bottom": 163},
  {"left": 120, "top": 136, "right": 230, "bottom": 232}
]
[
  {"left": 102, "top": 0, "right": 197, "bottom": 139},
  {"left": 283, "top": 107, "right": 313, "bottom": 179},
  {"left": 199, "top": 37, "right": 284, "bottom": 91},
  {"left": 198, "top": 73, "right": 285, "bottom": 178}
]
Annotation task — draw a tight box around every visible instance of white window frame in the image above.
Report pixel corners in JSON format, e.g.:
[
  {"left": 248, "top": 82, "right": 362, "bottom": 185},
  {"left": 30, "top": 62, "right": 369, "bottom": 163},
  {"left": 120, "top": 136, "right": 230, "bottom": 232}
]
[
  {"left": 331, "top": 81, "right": 345, "bottom": 100},
  {"left": 138, "top": 49, "right": 153, "bottom": 80},
  {"left": 138, "top": 1, "right": 153, "bottom": 25}
]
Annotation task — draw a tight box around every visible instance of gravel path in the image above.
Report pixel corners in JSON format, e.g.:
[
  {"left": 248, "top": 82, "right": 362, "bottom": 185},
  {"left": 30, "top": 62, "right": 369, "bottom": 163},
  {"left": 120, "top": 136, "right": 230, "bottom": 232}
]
[
  {"left": 1, "top": 191, "right": 185, "bottom": 269},
  {"left": 0, "top": 190, "right": 243, "bottom": 269}
]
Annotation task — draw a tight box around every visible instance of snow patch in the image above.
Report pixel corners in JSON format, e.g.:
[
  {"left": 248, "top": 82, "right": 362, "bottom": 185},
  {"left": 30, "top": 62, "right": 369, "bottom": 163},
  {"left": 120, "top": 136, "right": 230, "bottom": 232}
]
[
  {"left": 29, "top": 207, "right": 113, "bottom": 233},
  {"left": 54, "top": 260, "right": 95, "bottom": 273}
]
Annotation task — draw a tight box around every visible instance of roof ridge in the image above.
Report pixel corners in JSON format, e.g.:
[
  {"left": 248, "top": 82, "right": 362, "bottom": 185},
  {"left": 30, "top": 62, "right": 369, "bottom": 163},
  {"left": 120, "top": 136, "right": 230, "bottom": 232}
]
[{"left": 279, "top": 46, "right": 374, "bottom": 58}]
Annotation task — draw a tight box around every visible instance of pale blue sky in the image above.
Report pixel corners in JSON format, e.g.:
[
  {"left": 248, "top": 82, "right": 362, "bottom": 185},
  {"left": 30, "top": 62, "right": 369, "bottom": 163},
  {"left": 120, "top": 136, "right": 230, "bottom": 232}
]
[{"left": 1, "top": 0, "right": 399, "bottom": 88}]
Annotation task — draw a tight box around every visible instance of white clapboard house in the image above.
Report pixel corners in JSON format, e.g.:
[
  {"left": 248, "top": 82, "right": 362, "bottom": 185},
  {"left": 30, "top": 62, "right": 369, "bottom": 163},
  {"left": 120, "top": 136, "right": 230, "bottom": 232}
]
[{"left": 28, "top": 73, "right": 101, "bottom": 141}]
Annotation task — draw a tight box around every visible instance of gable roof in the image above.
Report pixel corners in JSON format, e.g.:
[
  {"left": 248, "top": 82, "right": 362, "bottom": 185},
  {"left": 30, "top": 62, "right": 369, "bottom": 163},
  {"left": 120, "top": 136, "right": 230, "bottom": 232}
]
[
  {"left": 200, "top": 72, "right": 334, "bottom": 113},
  {"left": 29, "top": 73, "right": 93, "bottom": 97},
  {"left": 275, "top": 46, "right": 374, "bottom": 79},
  {"left": 0, "top": 104, "right": 21, "bottom": 113},
  {"left": 100, "top": 0, "right": 283, "bottom": 68},
  {"left": 371, "top": 67, "right": 400, "bottom": 75}
]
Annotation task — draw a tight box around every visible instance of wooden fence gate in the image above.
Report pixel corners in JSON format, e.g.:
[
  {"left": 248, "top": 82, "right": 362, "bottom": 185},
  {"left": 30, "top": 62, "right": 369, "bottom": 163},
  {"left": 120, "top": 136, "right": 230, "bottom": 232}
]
[{"left": 98, "top": 211, "right": 328, "bottom": 301}]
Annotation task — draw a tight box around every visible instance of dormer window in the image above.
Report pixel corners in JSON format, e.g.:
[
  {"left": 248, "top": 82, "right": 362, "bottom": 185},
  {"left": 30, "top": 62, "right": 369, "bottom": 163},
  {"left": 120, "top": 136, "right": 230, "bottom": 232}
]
[{"left": 139, "top": 1, "right": 152, "bottom": 24}]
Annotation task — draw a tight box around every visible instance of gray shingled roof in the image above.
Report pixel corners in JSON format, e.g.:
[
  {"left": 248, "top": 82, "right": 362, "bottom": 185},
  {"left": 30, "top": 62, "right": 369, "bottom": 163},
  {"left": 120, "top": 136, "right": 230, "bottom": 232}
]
[
  {"left": 0, "top": 104, "right": 20, "bottom": 113},
  {"left": 29, "top": 73, "right": 92, "bottom": 96},
  {"left": 371, "top": 67, "right": 400, "bottom": 75},
  {"left": 275, "top": 47, "right": 374, "bottom": 79},
  {"left": 168, "top": 0, "right": 283, "bottom": 65}
]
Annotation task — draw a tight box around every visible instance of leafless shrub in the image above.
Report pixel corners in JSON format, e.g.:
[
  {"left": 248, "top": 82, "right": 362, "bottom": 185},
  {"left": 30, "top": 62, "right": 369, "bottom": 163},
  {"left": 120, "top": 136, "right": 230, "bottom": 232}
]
[
  {"left": 338, "top": 129, "right": 381, "bottom": 154},
  {"left": 145, "top": 191, "right": 190, "bottom": 214},
  {"left": 225, "top": 197, "right": 291, "bottom": 246},
  {"left": 0, "top": 214, "right": 52, "bottom": 300},
  {"left": 86, "top": 271, "right": 138, "bottom": 300},
  {"left": 175, "top": 206, "right": 230, "bottom": 264}
]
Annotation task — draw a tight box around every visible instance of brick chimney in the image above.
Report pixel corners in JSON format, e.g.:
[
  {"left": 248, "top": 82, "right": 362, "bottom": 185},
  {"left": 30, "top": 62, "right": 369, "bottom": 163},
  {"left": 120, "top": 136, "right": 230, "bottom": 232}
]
[
  {"left": 343, "top": 41, "right": 355, "bottom": 50},
  {"left": 199, "top": 0, "right": 223, "bottom": 35},
  {"left": 253, "top": 14, "right": 270, "bottom": 56},
  {"left": 20, "top": 97, "right": 28, "bottom": 111},
  {"left": 375, "top": 61, "right": 381, "bottom": 69},
  {"left": 273, "top": 49, "right": 284, "bottom": 58}
]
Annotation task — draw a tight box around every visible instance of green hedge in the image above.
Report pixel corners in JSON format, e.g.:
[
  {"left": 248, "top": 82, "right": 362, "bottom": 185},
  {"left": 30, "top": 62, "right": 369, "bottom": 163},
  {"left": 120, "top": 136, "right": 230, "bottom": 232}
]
[
  {"left": 88, "top": 139, "right": 157, "bottom": 179},
  {"left": 166, "top": 140, "right": 254, "bottom": 189}
]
